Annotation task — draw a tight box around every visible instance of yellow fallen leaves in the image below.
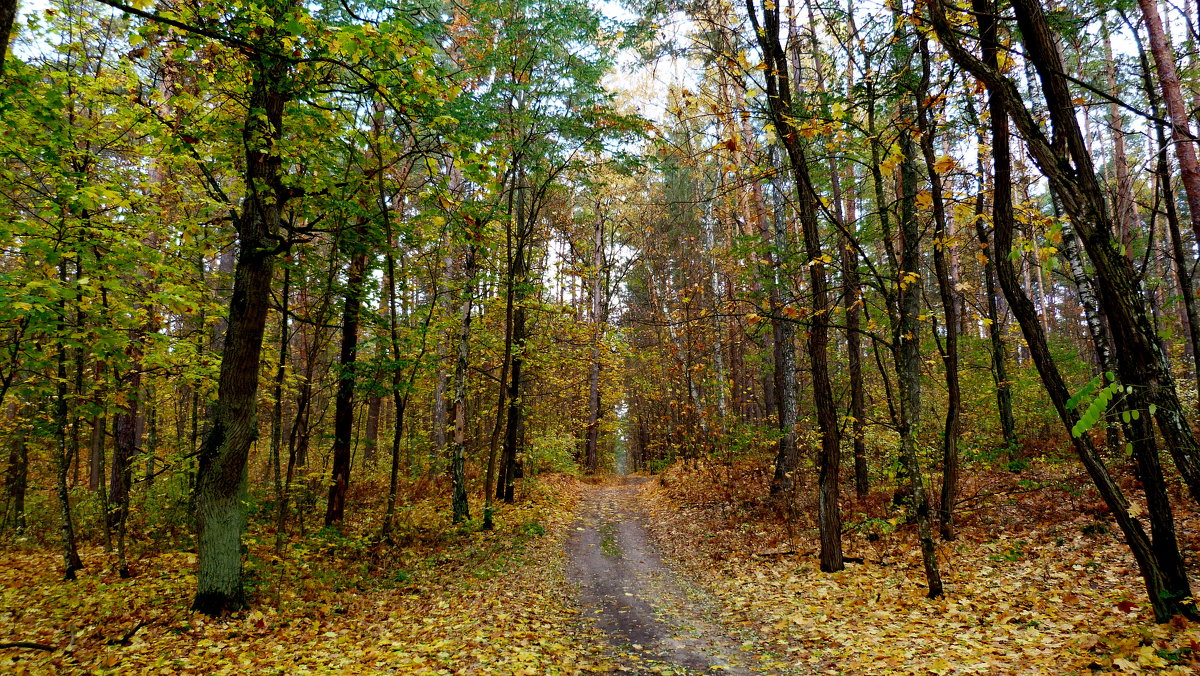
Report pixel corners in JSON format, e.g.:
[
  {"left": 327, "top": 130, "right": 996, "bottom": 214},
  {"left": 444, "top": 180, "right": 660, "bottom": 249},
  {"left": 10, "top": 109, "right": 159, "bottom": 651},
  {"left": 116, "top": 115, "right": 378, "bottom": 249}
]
[
  {"left": 640, "top": 460, "right": 1200, "bottom": 674},
  {"left": 0, "top": 474, "right": 614, "bottom": 675}
]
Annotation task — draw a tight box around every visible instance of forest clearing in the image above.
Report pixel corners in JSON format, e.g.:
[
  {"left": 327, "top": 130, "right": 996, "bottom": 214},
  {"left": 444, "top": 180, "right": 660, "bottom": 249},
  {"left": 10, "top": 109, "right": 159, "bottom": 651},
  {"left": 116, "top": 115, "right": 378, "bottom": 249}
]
[{"left": 9, "top": 0, "right": 1200, "bottom": 672}]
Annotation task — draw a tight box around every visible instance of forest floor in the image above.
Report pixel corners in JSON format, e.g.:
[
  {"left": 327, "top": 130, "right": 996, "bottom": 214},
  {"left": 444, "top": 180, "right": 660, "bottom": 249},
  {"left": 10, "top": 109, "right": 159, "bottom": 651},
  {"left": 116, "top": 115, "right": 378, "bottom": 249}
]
[
  {"left": 635, "top": 457, "right": 1200, "bottom": 674},
  {"left": 7, "top": 458, "right": 1200, "bottom": 674},
  {"left": 0, "top": 475, "right": 618, "bottom": 674}
]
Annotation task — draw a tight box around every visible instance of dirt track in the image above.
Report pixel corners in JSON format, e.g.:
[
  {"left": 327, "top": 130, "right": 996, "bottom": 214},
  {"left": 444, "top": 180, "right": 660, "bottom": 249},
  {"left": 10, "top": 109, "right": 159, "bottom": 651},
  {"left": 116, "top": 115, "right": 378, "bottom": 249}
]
[{"left": 566, "top": 477, "right": 754, "bottom": 674}]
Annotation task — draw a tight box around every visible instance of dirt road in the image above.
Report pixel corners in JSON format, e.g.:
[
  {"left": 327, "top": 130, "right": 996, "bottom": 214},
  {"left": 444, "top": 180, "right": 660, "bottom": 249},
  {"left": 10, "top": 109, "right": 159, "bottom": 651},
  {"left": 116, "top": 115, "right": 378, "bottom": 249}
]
[{"left": 566, "top": 477, "right": 756, "bottom": 674}]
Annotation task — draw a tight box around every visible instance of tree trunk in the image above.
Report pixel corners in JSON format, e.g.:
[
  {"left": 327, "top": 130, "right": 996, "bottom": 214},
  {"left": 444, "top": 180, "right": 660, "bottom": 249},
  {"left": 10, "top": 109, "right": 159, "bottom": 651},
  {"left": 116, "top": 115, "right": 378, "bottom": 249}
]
[
  {"left": 88, "top": 414, "right": 105, "bottom": 492},
  {"left": 325, "top": 242, "right": 368, "bottom": 527},
  {"left": 111, "top": 370, "right": 139, "bottom": 578},
  {"left": 192, "top": 27, "right": 290, "bottom": 613},
  {"left": 271, "top": 267, "right": 289, "bottom": 555},
  {"left": 746, "top": 0, "right": 842, "bottom": 572},
  {"left": 500, "top": 298, "right": 526, "bottom": 501},
  {"left": 585, "top": 215, "right": 605, "bottom": 474},
  {"left": 363, "top": 394, "right": 380, "bottom": 465},
  {"left": 487, "top": 187, "right": 519, "bottom": 515},
  {"left": 432, "top": 370, "right": 448, "bottom": 475},
  {"left": 894, "top": 71, "right": 943, "bottom": 596},
  {"left": 966, "top": 96, "right": 1018, "bottom": 451},
  {"left": 4, "top": 410, "right": 27, "bottom": 533},
  {"left": 930, "top": 0, "right": 1199, "bottom": 621},
  {"left": 1138, "top": 0, "right": 1200, "bottom": 245},
  {"left": 449, "top": 236, "right": 478, "bottom": 524},
  {"left": 54, "top": 260, "right": 84, "bottom": 580},
  {"left": 499, "top": 230, "right": 529, "bottom": 502},
  {"left": 0, "top": 0, "right": 16, "bottom": 76},
  {"left": 917, "top": 38, "right": 961, "bottom": 541},
  {"left": 1132, "top": 15, "right": 1200, "bottom": 414}
]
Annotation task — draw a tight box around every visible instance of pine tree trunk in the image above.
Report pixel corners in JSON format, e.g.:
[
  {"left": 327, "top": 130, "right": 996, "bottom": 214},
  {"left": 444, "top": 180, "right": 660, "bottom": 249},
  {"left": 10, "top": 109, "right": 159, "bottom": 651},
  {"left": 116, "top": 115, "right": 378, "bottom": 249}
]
[{"left": 1138, "top": 0, "right": 1200, "bottom": 245}]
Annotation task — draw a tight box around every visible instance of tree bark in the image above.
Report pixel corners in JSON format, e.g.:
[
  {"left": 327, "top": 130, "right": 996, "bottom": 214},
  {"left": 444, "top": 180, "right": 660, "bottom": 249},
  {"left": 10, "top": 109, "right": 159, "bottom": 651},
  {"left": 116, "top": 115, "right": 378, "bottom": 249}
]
[
  {"left": 271, "top": 267, "right": 290, "bottom": 555},
  {"left": 1131, "top": 13, "right": 1200, "bottom": 414},
  {"left": 0, "top": 0, "right": 16, "bottom": 76},
  {"left": 917, "top": 38, "right": 960, "bottom": 541},
  {"left": 4, "top": 409, "right": 27, "bottom": 533},
  {"left": 499, "top": 230, "right": 529, "bottom": 502},
  {"left": 449, "top": 233, "right": 478, "bottom": 523},
  {"left": 745, "top": 0, "right": 842, "bottom": 572},
  {"left": 54, "top": 261, "right": 83, "bottom": 581},
  {"left": 192, "top": 18, "right": 291, "bottom": 613},
  {"left": 585, "top": 214, "right": 605, "bottom": 474},
  {"left": 930, "top": 0, "right": 1199, "bottom": 621},
  {"left": 894, "top": 67, "right": 943, "bottom": 597},
  {"left": 965, "top": 96, "right": 1018, "bottom": 452},
  {"left": 1137, "top": 0, "right": 1200, "bottom": 246},
  {"left": 325, "top": 237, "right": 368, "bottom": 527},
  {"left": 111, "top": 369, "right": 139, "bottom": 578}
]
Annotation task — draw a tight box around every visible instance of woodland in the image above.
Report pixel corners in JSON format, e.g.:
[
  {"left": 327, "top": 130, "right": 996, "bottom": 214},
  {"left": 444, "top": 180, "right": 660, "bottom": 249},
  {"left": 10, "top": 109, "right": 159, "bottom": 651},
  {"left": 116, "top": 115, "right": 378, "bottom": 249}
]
[{"left": 7, "top": 0, "right": 1200, "bottom": 671}]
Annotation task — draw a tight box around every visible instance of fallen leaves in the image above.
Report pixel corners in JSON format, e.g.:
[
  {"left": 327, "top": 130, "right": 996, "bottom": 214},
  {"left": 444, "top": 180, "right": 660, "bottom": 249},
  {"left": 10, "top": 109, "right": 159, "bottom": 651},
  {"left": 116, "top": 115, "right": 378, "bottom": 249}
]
[
  {"left": 0, "top": 475, "right": 613, "bottom": 674},
  {"left": 639, "top": 459, "right": 1200, "bottom": 674}
]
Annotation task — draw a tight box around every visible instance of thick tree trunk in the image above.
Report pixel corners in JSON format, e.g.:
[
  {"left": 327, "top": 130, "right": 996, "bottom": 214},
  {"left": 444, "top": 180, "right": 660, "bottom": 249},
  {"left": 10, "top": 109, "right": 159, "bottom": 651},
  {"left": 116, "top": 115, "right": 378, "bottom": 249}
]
[{"left": 192, "top": 30, "right": 289, "bottom": 613}]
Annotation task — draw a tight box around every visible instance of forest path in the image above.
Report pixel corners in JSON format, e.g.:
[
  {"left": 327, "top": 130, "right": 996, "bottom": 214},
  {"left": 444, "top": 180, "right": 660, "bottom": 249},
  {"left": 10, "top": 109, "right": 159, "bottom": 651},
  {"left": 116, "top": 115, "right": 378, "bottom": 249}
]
[{"left": 566, "top": 476, "right": 758, "bottom": 674}]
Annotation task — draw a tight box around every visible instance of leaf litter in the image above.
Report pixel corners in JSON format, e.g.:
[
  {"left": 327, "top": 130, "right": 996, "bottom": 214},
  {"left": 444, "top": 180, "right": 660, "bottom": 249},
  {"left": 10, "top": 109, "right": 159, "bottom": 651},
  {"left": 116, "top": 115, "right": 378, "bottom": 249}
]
[
  {"left": 0, "top": 475, "right": 614, "bottom": 674},
  {"left": 638, "top": 458, "right": 1200, "bottom": 674}
]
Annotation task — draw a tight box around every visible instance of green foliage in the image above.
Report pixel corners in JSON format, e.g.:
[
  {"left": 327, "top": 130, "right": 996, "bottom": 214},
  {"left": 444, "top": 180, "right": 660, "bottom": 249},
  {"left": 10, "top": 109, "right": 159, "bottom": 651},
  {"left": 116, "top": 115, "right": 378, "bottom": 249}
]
[
  {"left": 1069, "top": 372, "right": 1133, "bottom": 438},
  {"left": 525, "top": 430, "right": 582, "bottom": 477}
]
